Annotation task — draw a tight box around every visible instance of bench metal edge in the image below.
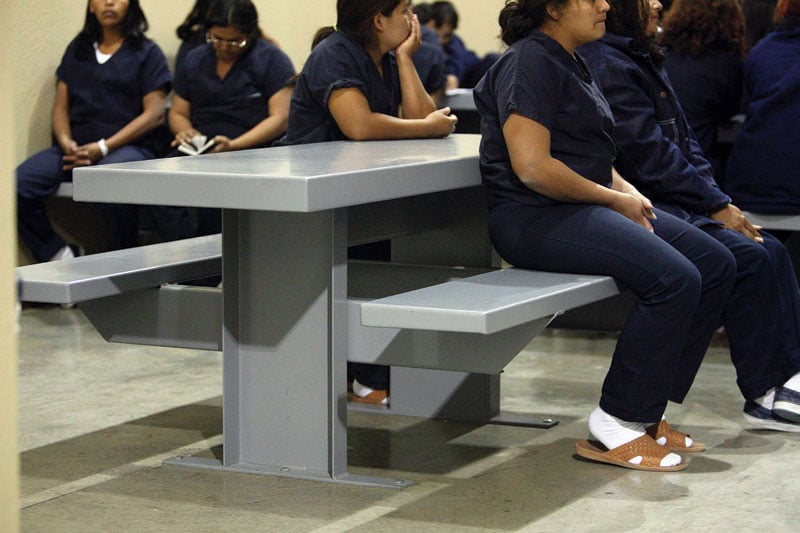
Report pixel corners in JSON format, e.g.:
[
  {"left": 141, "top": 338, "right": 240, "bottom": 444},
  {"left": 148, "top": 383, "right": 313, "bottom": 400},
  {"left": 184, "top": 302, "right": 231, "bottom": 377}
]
[{"left": 360, "top": 269, "right": 620, "bottom": 335}]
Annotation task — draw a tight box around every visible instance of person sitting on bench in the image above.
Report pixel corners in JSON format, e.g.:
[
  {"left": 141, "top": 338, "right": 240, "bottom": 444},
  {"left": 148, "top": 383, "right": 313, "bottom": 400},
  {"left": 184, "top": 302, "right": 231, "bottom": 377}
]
[
  {"left": 580, "top": 0, "right": 800, "bottom": 433},
  {"left": 168, "top": 0, "right": 295, "bottom": 236},
  {"left": 474, "top": 0, "right": 736, "bottom": 471},
  {"left": 279, "top": 0, "right": 458, "bottom": 406},
  {"left": 16, "top": 0, "right": 191, "bottom": 262}
]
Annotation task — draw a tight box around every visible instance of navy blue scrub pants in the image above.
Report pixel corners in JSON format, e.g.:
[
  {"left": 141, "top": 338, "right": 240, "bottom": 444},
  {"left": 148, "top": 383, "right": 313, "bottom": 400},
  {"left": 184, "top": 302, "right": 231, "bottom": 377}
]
[
  {"left": 17, "top": 145, "right": 192, "bottom": 262},
  {"left": 488, "top": 204, "right": 736, "bottom": 424},
  {"left": 703, "top": 226, "right": 800, "bottom": 400}
]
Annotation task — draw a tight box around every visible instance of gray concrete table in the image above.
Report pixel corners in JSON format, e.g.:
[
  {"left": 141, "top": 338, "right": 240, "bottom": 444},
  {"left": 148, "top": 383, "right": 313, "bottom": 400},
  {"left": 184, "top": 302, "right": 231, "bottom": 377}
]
[
  {"left": 74, "top": 135, "right": 484, "bottom": 488},
  {"left": 442, "top": 89, "right": 479, "bottom": 134},
  {"left": 442, "top": 89, "right": 476, "bottom": 112}
]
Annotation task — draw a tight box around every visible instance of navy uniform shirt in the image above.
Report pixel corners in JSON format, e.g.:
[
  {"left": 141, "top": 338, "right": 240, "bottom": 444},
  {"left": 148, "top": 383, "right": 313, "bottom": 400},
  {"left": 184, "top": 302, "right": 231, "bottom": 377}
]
[
  {"left": 281, "top": 31, "right": 401, "bottom": 145},
  {"left": 580, "top": 34, "right": 731, "bottom": 221},
  {"left": 416, "top": 26, "right": 447, "bottom": 94},
  {"left": 57, "top": 37, "right": 171, "bottom": 146},
  {"left": 474, "top": 31, "right": 617, "bottom": 210},
  {"left": 664, "top": 50, "right": 743, "bottom": 156},
  {"left": 174, "top": 39, "right": 295, "bottom": 143},
  {"left": 414, "top": 40, "right": 447, "bottom": 95},
  {"left": 727, "top": 27, "right": 800, "bottom": 214}
]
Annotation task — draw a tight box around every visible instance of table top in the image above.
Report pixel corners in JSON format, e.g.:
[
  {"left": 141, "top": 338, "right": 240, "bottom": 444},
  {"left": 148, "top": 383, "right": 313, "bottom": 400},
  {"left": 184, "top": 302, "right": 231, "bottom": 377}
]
[
  {"left": 442, "top": 89, "right": 476, "bottom": 112},
  {"left": 74, "top": 134, "right": 481, "bottom": 212}
]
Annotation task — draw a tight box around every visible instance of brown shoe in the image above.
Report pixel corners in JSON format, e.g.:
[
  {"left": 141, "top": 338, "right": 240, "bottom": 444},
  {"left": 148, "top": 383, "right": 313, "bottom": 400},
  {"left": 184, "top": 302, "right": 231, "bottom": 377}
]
[
  {"left": 646, "top": 419, "right": 705, "bottom": 452},
  {"left": 348, "top": 389, "right": 389, "bottom": 405},
  {"left": 348, "top": 379, "right": 389, "bottom": 405}
]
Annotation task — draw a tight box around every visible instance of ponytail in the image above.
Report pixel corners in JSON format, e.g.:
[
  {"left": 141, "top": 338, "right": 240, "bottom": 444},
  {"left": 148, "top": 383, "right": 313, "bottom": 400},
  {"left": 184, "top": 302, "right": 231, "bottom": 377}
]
[{"left": 499, "top": 0, "right": 568, "bottom": 46}]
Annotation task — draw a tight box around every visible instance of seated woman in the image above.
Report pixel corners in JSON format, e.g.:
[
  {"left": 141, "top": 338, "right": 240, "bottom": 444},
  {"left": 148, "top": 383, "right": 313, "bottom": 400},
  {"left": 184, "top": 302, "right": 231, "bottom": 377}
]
[
  {"left": 280, "top": 0, "right": 458, "bottom": 405},
  {"left": 168, "top": 0, "right": 295, "bottom": 236},
  {"left": 475, "top": 0, "right": 737, "bottom": 471},
  {"left": 726, "top": 0, "right": 800, "bottom": 215},
  {"left": 16, "top": 0, "right": 190, "bottom": 262},
  {"left": 580, "top": 0, "right": 800, "bottom": 431},
  {"left": 660, "top": 0, "right": 746, "bottom": 180}
]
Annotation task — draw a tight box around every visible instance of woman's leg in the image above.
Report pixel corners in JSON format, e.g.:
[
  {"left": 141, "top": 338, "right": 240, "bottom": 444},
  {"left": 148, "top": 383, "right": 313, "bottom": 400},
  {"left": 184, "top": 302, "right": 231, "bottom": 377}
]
[
  {"left": 489, "top": 204, "right": 731, "bottom": 423},
  {"left": 94, "top": 147, "right": 145, "bottom": 250},
  {"left": 703, "top": 227, "right": 800, "bottom": 399},
  {"left": 16, "top": 147, "right": 70, "bottom": 262}
]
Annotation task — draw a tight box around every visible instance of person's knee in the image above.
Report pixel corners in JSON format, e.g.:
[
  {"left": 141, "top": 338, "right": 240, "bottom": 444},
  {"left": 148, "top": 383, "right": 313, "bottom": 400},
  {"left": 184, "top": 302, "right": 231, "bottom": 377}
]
[
  {"left": 711, "top": 247, "right": 737, "bottom": 289},
  {"left": 732, "top": 238, "right": 773, "bottom": 276},
  {"left": 16, "top": 150, "right": 64, "bottom": 199},
  {"left": 653, "top": 263, "right": 703, "bottom": 313},
  {"left": 762, "top": 233, "right": 793, "bottom": 264}
]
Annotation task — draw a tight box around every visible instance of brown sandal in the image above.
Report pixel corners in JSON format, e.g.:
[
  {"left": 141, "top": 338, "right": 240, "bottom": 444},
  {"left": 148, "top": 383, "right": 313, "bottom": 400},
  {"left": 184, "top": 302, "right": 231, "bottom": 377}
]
[
  {"left": 646, "top": 420, "right": 705, "bottom": 452},
  {"left": 575, "top": 435, "right": 688, "bottom": 472}
]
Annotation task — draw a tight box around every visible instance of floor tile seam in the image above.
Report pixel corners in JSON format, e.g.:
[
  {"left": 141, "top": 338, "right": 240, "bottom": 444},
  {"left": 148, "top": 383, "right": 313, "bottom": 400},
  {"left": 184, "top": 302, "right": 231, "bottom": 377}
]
[
  {"left": 20, "top": 434, "right": 224, "bottom": 510},
  {"left": 308, "top": 481, "right": 451, "bottom": 532}
]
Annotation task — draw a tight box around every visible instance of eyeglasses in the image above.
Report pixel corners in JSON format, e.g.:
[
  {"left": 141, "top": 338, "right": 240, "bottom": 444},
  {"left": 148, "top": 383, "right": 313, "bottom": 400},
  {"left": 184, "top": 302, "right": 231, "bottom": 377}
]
[{"left": 206, "top": 33, "right": 248, "bottom": 48}]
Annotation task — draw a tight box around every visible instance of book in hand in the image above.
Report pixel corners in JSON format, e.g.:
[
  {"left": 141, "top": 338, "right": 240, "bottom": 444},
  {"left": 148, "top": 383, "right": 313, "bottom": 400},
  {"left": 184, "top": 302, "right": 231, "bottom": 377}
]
[{"left": 177, "top": 135, "right": 215, "bottom": 156}]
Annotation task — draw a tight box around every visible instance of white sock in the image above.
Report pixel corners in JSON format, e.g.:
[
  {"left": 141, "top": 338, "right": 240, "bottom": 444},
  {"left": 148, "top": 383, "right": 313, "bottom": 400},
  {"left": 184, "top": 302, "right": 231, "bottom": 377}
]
[
  {"left": 352, "top": 378, "right": 376, "bottom": 398},
  {"left": 589, "top": 407, "right": 645, "bottom": 450},
  {"left": 49, "top": 245, "right": 74, "bottom": 262},
  {"left": 755, "top": 388, "right": 776, "bottom": 410},
  {"left": 782, "top": 372, "right": 800, "bottom": 392},
  {"left": 589, "top": 407, "right": 681, "bottom": 467}
]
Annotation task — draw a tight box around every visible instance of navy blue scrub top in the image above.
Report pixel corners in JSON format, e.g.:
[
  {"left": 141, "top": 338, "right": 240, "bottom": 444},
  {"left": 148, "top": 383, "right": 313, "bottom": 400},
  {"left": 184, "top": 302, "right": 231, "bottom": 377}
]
[
  {"left": 174, "top": 39, "right": 295, "bottom": 142},
  {"left": 473, "top": 31, "right": 617, "bottom": 210},
  {"left": 413, "top": 41, "right": 447, "bottom": 95},
  {"left": 57, "top": 37, "right": 171, "bottom": 146},
  {"left": 280, "top": 31, "right": 401, "bottom": 145}
]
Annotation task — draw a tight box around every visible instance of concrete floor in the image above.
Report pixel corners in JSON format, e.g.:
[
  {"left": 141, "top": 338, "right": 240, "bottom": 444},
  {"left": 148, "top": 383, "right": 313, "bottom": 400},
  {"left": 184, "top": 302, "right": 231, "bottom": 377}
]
[{"left": 18, "top": 305, "right": 800, "bottom": 532}]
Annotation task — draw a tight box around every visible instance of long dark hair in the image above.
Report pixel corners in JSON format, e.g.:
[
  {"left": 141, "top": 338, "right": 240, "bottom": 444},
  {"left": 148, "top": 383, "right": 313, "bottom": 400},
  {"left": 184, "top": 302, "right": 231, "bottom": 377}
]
[
  {"left": 205, "top": 0, "right": 263, "bottom": 52},
  {"left": 605, "top": 0, "right": 665, "bottom": 64},
  {"left": 313, "top": 0, "right": 401, "bottom": 49},
  {"left": 78, "top": 0, "right": 148, "bottom": 48},
  {"left": 659, "top": 0, "right": 746, "bottom": 58},
  {"left": 176, "top": 0, "right": 214, "bottom": 41}
]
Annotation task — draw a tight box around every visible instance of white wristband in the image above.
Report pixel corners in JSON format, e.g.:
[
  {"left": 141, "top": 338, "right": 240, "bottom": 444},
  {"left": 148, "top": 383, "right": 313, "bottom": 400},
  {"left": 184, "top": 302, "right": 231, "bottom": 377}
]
[{"left": 97, "top": 138, "right": 109, "bottom": 157}]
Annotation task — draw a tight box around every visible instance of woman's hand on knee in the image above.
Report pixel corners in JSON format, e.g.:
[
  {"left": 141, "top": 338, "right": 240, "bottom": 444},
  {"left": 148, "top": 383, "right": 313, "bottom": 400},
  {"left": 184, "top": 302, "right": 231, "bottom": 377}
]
[
  {"left": 609, "top": 192, "right": 656, "bottom": 233},
  {"left": 711, "top": 204, "right": 763, "bottom": 243}
]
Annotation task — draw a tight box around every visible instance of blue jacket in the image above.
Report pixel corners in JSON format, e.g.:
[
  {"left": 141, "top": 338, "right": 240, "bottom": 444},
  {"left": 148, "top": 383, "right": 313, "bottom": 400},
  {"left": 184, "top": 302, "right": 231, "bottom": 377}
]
[
  {"left": 664, "top": 50, "right": 743, "bottom": 157},
  {"left": 580, "top": 34, "right": 730, "bottom": 225},
  {"left": 726, "top": 27, "right": 800, "bottom": 214}
]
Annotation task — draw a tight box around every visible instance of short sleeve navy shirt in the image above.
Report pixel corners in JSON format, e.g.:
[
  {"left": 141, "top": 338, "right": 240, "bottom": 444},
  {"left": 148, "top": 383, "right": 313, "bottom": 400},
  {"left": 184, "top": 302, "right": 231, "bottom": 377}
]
[
  {"left": 474, "top": 31, "right": 617, "bottom": 210},
  {"left": 174, "top": 39, "right": 295, "bottom": 143},
  {"left": 281, "top": 31, "right": 401, "bottom": 145},
  {"left": 56, "top": 37, "right": 171, "bottom": 145},
  {"left": 413, "top": 41, "right": 447, "bottom": 95}
]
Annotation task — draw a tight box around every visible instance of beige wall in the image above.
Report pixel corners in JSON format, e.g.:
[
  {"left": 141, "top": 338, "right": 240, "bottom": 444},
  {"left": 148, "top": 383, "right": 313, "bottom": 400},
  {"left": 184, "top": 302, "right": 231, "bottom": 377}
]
[
  {"left": 2, "top": 0, "right": 20, "bottom": 528},
  {"left": 16, "top": 0, "right": 506, "bottom": 159}
]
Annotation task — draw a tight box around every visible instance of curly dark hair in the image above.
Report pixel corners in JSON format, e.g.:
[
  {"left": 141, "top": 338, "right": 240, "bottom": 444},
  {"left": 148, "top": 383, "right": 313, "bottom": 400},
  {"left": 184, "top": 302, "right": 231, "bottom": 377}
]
[{"left": 660, "top": 0, "right": 746, "bottom": 58}]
